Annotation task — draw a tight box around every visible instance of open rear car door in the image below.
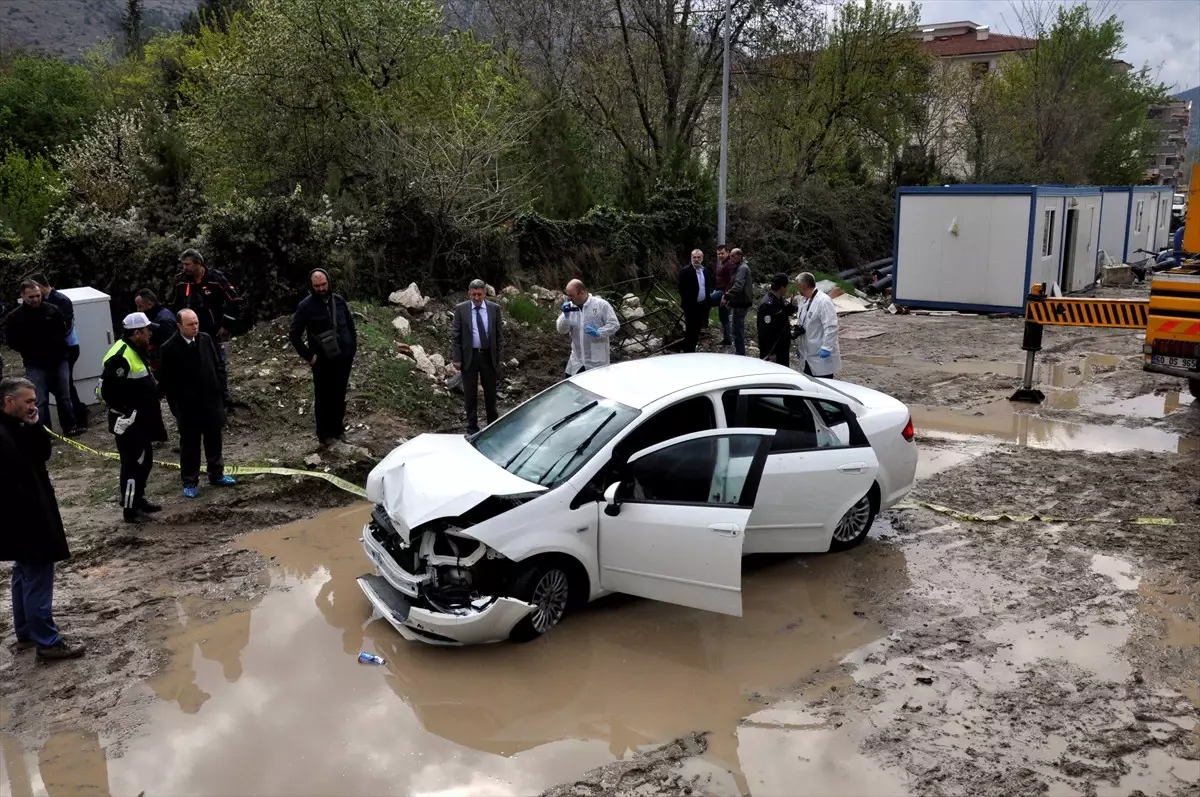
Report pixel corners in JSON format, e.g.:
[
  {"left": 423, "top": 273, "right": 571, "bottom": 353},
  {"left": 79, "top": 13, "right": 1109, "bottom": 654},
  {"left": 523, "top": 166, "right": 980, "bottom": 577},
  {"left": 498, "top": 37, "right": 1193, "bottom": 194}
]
[{"left": 596, "top": 428, "right": 775, "bottom": 617}]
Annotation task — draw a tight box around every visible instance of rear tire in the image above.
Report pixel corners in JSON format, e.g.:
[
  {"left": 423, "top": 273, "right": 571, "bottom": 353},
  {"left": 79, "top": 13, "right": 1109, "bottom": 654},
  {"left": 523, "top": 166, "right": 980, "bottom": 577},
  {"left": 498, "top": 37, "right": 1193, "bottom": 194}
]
[
  {"left": 507, "top": 559, "right": 577, "bottom": 643},
  {"left": 1190, "top": 379, "right": 1199, "bottom": 400},
  {"left": 830, "top": 492, "right": 876, "bottom": 552}
]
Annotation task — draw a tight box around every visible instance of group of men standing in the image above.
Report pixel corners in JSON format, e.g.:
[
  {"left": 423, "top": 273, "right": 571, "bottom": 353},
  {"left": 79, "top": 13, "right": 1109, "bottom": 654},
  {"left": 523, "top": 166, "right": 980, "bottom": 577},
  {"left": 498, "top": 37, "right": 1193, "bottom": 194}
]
[
  {"left": 677, "top": 246, "right": 842, "bottom": 378},
  {"left": 2, "top": 255, "right": 362, "bottom": 661}
]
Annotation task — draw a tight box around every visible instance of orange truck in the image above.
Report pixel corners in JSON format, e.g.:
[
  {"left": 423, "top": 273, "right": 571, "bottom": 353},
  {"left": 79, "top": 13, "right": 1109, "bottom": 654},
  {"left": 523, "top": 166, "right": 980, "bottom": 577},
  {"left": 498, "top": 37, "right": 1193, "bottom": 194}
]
[{"left": 1142, "top": 167, "right": 1200, "bottom": 398}]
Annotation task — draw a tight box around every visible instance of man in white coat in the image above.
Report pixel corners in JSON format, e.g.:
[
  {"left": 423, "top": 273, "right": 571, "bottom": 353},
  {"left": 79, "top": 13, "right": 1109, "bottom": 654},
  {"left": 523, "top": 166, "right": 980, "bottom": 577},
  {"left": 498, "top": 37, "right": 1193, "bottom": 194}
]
[
  {"left": 794, "top": 272, "right": 841, "bottom": 377},
  {"left": 557, "top": 279, "right": 620, "bottom": 376}
]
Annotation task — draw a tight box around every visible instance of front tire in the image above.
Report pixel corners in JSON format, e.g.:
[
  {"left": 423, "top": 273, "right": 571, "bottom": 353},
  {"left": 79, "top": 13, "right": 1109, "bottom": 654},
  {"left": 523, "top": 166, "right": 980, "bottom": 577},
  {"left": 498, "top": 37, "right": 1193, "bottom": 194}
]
[
  {"left": 508, "top": 560, "right": 576, "bottom": 643},
  {"left": 1189, "top": 379, "right": 1199, "bottom": 400},
  {"left": 830, "top": 492, "right": 876, "bottom": 551}
]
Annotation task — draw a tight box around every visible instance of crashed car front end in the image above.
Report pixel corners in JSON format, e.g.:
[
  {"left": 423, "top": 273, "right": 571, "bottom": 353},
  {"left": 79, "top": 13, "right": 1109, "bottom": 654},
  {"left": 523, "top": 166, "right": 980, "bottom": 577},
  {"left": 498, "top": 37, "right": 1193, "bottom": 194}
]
[{"left": 358, "top": 502, "right": 536, "bottom": 646}]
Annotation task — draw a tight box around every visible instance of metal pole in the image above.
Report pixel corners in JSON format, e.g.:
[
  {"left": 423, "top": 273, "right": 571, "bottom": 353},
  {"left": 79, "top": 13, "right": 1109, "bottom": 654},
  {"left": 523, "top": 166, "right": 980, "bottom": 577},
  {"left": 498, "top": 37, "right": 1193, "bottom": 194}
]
[{"left": 716, "top": 0, "right": 731, "bottom": 245}]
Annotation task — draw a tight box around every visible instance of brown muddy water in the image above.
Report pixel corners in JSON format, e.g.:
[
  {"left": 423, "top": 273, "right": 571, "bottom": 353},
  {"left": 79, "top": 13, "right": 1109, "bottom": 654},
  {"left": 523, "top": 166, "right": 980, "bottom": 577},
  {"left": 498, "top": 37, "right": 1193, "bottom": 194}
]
[
  {"left": 912, "top": 400, "right": 1199, "bottom": 454},
  {"left": 0, "top": 506, "right": 906, "bottom": 797},
  {"left": 844, "top": 353, "right": 1124, "bottom": 389}
]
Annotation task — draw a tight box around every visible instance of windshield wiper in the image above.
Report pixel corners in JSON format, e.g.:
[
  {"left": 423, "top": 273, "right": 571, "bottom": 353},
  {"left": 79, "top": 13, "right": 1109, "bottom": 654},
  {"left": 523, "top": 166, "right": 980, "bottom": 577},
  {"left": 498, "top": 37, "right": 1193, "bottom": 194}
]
[
  {"left": 502, "top": 401, "right": 599, "bottom": 472},
  {"left": 538, "top": 410, "right": 618, "bottom": 485}
]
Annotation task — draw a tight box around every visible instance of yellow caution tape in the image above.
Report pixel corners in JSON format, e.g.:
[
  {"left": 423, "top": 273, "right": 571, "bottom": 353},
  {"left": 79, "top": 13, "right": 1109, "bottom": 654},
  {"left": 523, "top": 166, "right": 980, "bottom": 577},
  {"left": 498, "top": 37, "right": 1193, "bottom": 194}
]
[
  {"left": 894, "top": 501, "right": 1176, "bottom": 526},
  {"left": 48, "top": 430, "right": 368, "bottom": 499}
]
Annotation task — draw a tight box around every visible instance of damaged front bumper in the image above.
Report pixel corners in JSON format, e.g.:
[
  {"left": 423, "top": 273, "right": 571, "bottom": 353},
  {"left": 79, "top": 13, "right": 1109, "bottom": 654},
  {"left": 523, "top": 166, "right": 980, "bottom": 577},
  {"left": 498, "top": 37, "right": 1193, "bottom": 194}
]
[{"left": 358, "top": 525, "right": 534, "bottom": 646}]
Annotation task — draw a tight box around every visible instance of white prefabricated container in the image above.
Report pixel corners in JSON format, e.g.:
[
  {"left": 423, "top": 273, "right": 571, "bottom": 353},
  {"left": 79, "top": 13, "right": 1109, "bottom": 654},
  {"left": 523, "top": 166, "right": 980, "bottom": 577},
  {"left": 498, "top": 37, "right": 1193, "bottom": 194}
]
[
  {"left": 1124, "top": 186, "right": 1175, "bottom": 263},
  {"left": 893, "top": 185, "right": 1107, "bottom": 313},
  {"left": 52, "top": 287, "right": 112, "bottom": 406}
]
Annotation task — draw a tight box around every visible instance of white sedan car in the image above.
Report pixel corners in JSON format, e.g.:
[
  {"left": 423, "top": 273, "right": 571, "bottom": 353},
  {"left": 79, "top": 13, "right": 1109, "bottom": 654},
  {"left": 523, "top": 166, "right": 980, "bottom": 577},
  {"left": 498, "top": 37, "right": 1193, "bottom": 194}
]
[{"left": 357, "top": 354, "right": 917, "bottom": 645}]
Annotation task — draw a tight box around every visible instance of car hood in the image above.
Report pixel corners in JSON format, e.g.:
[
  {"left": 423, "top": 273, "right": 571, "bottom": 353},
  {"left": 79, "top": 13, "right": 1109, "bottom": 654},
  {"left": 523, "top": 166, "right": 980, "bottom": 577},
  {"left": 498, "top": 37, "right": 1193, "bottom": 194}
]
[{"left": 366, "top": 434, "right": 546, "bottom": 539}]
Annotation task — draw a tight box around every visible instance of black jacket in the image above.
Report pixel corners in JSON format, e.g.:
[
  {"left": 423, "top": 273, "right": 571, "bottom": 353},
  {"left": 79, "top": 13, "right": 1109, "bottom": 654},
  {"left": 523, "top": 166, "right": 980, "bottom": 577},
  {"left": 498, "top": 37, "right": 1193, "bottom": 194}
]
[
  {"left": 678, "top": 264, "right": 715, "bottom": 324},
  {"left": 4, "top": 302, "right": 69, "bottom": 369},
  {"left": 757, "top": 291, "right": 796, "bottom": 361},
  {"left": 168, "top": 267, "right": 241, "bottom": 339},
  {"left": 290, "top": 292, "right": 358, "bottom": 363},
  {"left": 0, "top": 413, "right": 69, "bottom": 564},
  {"left": 100, "top": 338, "right": 167, "bottom": 440},
  {"left": 159, "top": 332, "right": 227, "bottom": 424},
  {"left": 726, "top": 262, "right": 754, "bottom": 308},
  {"left": 144, "top": 304, "right": 178, "bottom": 369},
  {"left": 43, "top": 289, "right": 76, "bottom": 338}
]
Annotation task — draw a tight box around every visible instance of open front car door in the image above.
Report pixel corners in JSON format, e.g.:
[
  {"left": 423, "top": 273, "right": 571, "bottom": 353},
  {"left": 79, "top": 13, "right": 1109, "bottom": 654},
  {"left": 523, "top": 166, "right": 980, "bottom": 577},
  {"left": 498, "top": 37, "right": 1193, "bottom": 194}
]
[{"left": 596, "top": 428, "right": 775, "bottom": 617}]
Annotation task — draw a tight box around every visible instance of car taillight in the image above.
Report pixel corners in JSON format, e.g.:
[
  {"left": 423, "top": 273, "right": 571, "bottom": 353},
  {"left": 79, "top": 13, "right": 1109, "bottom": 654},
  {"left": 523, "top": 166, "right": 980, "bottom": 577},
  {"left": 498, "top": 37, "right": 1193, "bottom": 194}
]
[{"left": 901, "top": 417, "right": 914, "bottom": 442}]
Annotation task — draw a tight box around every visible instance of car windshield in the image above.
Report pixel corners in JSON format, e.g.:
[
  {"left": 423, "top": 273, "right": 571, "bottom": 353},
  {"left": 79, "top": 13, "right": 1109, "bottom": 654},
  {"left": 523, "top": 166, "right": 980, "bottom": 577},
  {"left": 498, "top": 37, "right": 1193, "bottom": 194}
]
[{"left": 471, "top": 381, "right": 639, "bottom": 487}]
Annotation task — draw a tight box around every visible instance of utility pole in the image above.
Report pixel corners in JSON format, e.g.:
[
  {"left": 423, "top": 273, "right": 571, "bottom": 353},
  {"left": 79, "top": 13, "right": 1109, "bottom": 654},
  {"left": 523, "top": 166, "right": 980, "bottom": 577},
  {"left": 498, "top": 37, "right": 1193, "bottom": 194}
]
[{"left": 716, "top": 0, "right": 731, "bottom": 245}]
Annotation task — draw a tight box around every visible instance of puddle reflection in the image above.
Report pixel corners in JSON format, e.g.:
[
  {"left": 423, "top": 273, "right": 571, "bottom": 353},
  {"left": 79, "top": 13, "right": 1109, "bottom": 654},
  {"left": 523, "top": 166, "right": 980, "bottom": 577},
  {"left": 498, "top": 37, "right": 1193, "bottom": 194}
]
[{"left": 3, "top": 506, "right": 907, "bottom": 797}]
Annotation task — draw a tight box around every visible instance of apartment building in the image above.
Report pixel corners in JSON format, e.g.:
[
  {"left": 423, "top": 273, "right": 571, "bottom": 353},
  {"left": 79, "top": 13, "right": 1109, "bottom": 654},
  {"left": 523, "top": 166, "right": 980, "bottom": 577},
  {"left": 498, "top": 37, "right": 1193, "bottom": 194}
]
[
  {"left": 909, "top": 21, "right": 1036, "bottom": 178},
  {"left": 1146, "top": 100, "right": 1191, "bottom": 187}
]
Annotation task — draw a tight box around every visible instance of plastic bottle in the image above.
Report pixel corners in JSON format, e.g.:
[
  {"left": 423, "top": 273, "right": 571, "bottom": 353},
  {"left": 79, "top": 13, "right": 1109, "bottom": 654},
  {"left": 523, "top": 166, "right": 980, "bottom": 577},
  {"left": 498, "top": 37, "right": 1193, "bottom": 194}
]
[{"left": 358, "top": 652, "right": 385, "bottom": 665}]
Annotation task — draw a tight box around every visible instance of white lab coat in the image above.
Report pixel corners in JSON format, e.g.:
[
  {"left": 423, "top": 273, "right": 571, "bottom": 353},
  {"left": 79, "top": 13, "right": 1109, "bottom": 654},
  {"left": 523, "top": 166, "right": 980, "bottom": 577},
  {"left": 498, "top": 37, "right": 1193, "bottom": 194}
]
[
  {"left": 795, "top": 289, "right": 841, "bottom": 377},
  {"left": 556, "top": 295, "right": 620, "bottom": 375}
]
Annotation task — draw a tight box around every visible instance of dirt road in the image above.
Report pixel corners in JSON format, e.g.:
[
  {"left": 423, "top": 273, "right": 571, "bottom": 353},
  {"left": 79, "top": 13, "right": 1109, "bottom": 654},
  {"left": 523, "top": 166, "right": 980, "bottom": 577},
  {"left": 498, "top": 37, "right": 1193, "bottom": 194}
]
[{"left": 2, "top": 295, "right": 1198, "bottom": 796}]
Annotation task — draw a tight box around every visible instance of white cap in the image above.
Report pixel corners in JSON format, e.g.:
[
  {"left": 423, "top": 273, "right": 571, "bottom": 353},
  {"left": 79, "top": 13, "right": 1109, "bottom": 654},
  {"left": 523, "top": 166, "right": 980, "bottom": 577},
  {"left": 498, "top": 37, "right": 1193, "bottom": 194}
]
[{"left": 123, "top": 312, "right": 156, "bottom": 330}]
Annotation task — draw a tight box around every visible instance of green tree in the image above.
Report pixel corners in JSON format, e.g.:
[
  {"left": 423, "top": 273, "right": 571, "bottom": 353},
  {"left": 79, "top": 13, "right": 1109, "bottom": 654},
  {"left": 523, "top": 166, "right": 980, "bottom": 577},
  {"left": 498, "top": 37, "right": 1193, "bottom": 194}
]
[
  {"left": 730, "top": 0, "right": 927, "bottom": 190},
  {"left": 123, "top": 0, "right": 146, "bottom": 61},
  {"left": 980, "top": 2, "right": 1167, "bottom": 185},
  {"left": 0, "top": 149, "right": 64, "bottom": 245},
  {"left": 0, "top": 55, "right": 101, "bottom": 155}
]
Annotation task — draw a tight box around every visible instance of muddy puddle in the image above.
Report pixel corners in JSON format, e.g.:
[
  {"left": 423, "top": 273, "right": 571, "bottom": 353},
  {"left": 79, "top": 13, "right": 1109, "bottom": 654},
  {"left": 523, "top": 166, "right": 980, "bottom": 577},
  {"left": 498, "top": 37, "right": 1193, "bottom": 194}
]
[
  {"left": 911, "top": 400, "right": 1200, "bottom": 454},
  {"left": 0, "top": 506, "right": 907, "bottom": 796}
]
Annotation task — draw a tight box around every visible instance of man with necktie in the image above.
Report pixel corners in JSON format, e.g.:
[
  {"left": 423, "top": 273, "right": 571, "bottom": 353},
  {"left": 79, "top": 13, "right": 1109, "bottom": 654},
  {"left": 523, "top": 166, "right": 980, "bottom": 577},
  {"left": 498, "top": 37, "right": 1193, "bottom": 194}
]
[{"left": 451, "top": 279, "right": 504, "bottom": 435}]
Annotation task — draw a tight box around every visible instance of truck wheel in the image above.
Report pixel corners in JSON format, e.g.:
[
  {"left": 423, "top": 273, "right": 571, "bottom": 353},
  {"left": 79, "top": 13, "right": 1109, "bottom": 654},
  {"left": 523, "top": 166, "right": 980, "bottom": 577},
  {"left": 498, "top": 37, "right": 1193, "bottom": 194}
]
[{"left": 1190, "top": 380, "right": 1200, "bottom": 400}]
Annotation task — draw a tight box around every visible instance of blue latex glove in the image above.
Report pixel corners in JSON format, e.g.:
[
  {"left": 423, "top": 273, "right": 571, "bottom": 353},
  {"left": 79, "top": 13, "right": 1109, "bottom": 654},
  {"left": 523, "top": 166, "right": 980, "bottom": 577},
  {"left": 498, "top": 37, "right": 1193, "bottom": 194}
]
[
  {"left": 819, "top": 348, "right": 832, "bottom": 359},
  {"left": 585, "top": 325, "right": 600, "bottom": 338},
  {"left": 562, "top": 301, "right": 574, "bottom": 314}
]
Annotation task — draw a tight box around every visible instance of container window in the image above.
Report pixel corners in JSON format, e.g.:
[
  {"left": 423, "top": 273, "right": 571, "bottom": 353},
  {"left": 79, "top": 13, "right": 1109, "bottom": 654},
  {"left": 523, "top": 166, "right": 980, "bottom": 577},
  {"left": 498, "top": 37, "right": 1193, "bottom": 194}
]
[
  {"left": 1159, "top": 199, "right": 1168, "bottom": 228},
  {"left": 1042, "top": 209, "right": 1056, "bottom": 257},
  {"left": 1135, "top": 200, "right": 1145, "bottom": 233}
]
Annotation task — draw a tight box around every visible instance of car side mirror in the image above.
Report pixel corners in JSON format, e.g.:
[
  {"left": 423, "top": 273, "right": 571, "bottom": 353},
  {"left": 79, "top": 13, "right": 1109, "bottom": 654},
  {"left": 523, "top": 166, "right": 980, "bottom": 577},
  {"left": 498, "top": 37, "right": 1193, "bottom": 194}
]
[{"left": 603, "top": 482, "right": 622, "bottom": 516}]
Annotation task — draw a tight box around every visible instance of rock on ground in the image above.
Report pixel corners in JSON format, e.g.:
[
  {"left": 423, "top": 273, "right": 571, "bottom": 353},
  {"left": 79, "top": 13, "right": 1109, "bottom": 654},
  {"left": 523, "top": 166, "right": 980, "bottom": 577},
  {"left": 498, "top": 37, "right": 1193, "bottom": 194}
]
[
  {"left": 388, "top": 283, "right": 429, "bottom": 311},
  {"left": 391, "top": 315, "right": 411, "bottom": 335}
]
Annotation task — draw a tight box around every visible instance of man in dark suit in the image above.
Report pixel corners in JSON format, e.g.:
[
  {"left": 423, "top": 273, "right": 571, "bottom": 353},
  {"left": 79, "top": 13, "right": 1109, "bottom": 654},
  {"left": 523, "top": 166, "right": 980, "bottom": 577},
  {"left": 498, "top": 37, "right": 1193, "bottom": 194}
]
[
  {"left": 451, "top": 279, "right": 504, "bottom": 435},
  {"left": 677, "top": 249, "right": 715, "bottom": 353},
  {"left": 159, "top": 309, "right": 237, "bottom": 499}
]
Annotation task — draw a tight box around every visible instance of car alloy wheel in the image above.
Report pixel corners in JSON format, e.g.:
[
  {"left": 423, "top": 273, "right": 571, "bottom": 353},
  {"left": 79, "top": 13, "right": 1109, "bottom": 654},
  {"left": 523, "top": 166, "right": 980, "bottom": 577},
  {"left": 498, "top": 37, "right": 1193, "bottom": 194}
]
[
  {"left": 833, "top": 494, "right": 873, "bottom": 544},
  {"left": 530, "top": 568, "right": 570, "bottom": 633}
]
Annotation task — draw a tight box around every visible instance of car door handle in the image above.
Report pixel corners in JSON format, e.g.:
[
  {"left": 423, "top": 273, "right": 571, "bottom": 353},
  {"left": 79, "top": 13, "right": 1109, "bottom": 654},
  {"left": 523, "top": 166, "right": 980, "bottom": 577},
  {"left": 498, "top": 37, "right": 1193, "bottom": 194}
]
[
  {"left": 708, "top": 523, "right": 741, "bottom": 536},
  {"left": 838, "top": 462, "right": 868, "bottom": 474}
]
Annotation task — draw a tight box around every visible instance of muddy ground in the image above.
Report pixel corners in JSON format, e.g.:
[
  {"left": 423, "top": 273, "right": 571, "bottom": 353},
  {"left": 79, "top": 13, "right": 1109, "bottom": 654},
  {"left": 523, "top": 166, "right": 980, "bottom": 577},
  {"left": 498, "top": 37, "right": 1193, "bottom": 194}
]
[{"left": 2, "top": 284, "right": 1199, "bottom": 797}]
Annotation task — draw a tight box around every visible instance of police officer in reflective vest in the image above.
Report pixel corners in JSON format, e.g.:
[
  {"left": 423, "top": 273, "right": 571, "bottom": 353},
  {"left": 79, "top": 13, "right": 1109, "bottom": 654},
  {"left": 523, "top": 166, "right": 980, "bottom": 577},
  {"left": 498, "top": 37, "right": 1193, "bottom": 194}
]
[{"left": 100, "top": 313, "right": 168, "bottom": 524}]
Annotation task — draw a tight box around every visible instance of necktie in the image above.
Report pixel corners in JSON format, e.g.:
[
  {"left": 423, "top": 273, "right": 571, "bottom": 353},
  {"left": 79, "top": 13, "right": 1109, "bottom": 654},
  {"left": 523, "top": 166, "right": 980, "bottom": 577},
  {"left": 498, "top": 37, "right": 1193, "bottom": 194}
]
[{"left": 475, "top": 306, "right": 484, "bottom": 348}]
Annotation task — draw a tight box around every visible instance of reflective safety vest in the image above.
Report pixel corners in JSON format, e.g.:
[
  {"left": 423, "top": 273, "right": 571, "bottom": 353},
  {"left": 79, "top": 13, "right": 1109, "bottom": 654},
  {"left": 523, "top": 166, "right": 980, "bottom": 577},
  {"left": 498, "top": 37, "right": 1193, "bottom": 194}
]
[{"left": 96, "top": 340, "right": 150, "bottom": 401}]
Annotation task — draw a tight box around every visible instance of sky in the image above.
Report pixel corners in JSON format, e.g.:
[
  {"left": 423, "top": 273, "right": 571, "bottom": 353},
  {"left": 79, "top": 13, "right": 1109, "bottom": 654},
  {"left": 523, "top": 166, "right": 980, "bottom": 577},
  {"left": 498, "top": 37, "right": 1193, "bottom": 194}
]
[{"left": 906, "top": 0, "right": 1200, "bottom": 93}]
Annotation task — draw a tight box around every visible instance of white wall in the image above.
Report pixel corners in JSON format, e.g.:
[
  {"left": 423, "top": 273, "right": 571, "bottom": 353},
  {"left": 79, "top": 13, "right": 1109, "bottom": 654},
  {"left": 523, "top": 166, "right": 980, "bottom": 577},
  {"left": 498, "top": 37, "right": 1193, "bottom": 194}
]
[
  {"left": 1030, "top": 196, "right": 1065, "bottom": 289},
  {"left": 1098, "top": 191, "right": 1129, "bottom": 264},
  {"left": 1061, "top": 193, "right": 1103, "bottom": 292},
  {"left": 895, "top": 193, "right": 1032, "bottom": 310}
]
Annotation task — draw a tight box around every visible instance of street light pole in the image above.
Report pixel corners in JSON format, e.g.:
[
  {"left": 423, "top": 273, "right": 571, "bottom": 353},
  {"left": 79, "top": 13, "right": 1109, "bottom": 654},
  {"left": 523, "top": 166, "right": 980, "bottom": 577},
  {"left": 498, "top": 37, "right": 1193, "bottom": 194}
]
[{"left": 716, "top": 0, "right": 731, "bottom": 245}]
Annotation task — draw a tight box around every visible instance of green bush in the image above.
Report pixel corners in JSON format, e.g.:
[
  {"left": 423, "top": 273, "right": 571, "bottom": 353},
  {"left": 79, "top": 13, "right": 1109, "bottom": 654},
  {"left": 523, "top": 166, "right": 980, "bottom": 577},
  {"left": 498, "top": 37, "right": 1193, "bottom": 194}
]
[{"left": 0, "top": 149, "right": 64, "bottom": 245}]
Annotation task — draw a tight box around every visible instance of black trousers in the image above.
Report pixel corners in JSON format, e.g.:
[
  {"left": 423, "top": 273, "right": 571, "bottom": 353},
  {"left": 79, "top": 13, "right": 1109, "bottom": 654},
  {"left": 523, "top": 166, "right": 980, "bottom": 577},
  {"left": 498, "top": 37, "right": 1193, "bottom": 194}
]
[
  {"left": 313, "top": 357, "right": 353, "bottom": 441},
  {"left": 462, "top": 351, "right": 498, "bottom": 434},
  {"left": 66, "top": 345, "right": 88, "bottom": 429},
  {"left": 761, "top": 336, "right": 790, "bottom": 368},
  {"left": 179, "top": 413, "right": 224, "bottom": 487},
  {"left": 115, "top": 431, "right": 153, "bottom": 512},
  {"left": 681, "top": 308, "right": 706, "bottom": 353}
]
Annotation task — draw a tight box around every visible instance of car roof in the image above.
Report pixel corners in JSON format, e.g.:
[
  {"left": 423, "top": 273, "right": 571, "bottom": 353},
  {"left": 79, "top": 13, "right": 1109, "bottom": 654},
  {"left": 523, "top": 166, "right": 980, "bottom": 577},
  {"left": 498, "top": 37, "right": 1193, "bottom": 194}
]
[{"left": 569, "top": 353, "right": 816, "bottom": 409}]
